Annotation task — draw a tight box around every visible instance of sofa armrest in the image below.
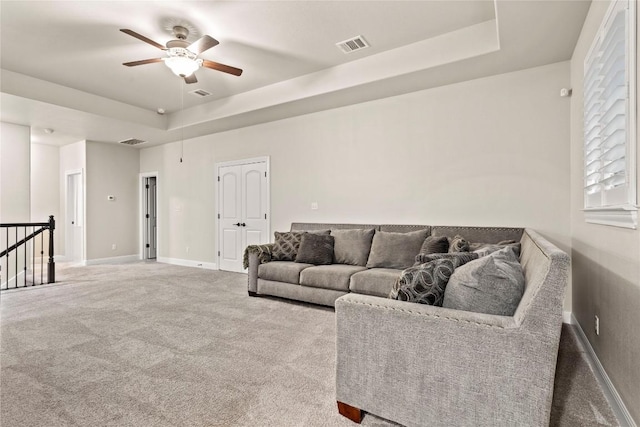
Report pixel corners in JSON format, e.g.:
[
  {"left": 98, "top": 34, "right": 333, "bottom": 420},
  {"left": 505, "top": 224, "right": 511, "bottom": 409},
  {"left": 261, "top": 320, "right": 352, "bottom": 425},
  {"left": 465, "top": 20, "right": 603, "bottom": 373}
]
[
  {"left": 335, "top": 293, "right": 558, "bottom": 427},
  {"left": 245, "top": 244, "right": 274, "bottom": 294}
]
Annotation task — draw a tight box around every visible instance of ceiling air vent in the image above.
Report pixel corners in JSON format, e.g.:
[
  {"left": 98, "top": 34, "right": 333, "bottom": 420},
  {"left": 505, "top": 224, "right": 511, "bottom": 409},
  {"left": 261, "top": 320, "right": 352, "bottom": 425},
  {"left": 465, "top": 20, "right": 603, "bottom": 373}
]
[
  {"left": 336, "top": 35, "right": 369, "bottom": 54},
  {"left": 189, "top": 89, "right": 213, "bottom": 98},
  {"left": 119, "top": 138, "right": 146, "bottom": 146}
]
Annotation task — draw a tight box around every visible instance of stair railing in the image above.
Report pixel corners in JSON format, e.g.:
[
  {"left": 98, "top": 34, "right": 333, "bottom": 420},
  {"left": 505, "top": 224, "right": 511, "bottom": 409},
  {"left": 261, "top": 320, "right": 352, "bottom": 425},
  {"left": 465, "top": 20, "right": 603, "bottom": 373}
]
[{"left": 1, "top": 215, "right": 55, "bottom": 290}]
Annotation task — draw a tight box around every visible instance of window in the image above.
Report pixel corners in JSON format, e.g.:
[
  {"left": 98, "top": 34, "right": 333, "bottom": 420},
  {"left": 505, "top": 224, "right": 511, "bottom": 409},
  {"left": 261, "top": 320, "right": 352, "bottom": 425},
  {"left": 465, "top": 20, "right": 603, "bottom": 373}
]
[{"left": 583, "top": 0, "right": 637, "bottom": 228}]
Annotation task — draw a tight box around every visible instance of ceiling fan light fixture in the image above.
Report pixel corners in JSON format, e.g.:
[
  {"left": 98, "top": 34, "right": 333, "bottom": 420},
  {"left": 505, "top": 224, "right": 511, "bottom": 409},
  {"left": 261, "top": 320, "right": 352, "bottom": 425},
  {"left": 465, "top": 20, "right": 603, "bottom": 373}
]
[{"left": 164, "top": 56, "right": 201, "bottom": 77}]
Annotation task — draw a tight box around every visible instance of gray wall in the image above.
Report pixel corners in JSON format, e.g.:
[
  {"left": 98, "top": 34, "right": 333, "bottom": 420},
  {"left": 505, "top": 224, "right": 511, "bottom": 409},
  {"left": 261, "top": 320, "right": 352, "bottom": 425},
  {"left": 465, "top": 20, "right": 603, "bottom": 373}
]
[
  {"left": 570, "top": 0, "right": 640, "bottom": 422},
  {"left": 0, "top": 122, "right": 30, "bottom": 223},
  {"left": 85, "top": 141, "right": 140, "bottom": 260},
  {"left": 31, "top": 143, "right": 60, "bottom": 255}
]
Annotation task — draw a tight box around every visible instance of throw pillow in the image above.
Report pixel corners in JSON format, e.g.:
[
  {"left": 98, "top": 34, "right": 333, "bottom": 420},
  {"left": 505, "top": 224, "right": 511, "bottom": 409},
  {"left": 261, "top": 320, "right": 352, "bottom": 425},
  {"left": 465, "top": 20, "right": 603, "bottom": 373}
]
[
  {"left": 415, "top": 252, "right": 479, "bottom": 266},
  {"left": 295, "top": 233, "right": 335, "bottom": 265},
  {"left": 443, "top": 246, "right": 525, "bottom": 316},
  {"left": 419, "top": 235, "right": 449, "bottom": 255},
  {"left": 448, "top": 235, "right": 470, "bottom": 253},
  {"left": 389, "top": 254, "right": 476, "bottom": 305},
  {"left": 331, "top": 228, "right": 375, "bottom": 266},
  {"left": 271, "top": 231, "right": 305, "bottom": 261},
  {"left": 366, "top": 229, "right": 429, "bottom": 269},
  {"left": 306, "top": 229, "right": 331, "bottom": 235}
]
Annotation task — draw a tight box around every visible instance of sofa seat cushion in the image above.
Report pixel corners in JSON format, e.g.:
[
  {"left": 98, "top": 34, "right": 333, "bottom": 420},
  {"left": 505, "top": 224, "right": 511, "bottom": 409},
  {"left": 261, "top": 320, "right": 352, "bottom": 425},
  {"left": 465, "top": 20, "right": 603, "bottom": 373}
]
[
  {"left": 349, "top": 268, "right": 403, "bottom": 298},
  {"left": 300, "top": 264, "right": 367, "bottom": 291},
  {"left": 258, "top": 261, "right": 313, "bottom": 284}
]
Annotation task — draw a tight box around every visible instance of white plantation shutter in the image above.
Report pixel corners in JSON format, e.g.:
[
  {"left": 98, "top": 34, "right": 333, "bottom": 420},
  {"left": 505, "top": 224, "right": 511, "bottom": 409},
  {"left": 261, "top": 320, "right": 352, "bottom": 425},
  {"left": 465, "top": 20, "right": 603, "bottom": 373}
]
[{"left": 583, "top": 0, "right": 637, "bottom": 228}]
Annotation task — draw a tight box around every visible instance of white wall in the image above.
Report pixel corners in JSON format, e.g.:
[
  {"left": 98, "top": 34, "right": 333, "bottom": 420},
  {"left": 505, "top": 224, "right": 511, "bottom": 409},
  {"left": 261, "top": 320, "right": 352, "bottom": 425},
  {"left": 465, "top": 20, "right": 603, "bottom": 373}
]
[
  {"left": 85, "top": 141, "right": 139, "bottom": 260},
  {"left": 0, "top": 122, "right": 31, "bottom": 284},
  {"left": 570, "top": 0, "right": 640, "bottom": 422},
  {"left": 141, "top": 61, "right": 572, "bottom": 306},
  {"left": 59, "top": 140, "right": 86, "bottom": 259},
  {"left": 31, "top": 143, "right": 60, "bottom": 254},
  {"left": 0, "top": 122, "right": 30, "bottom": 223}
]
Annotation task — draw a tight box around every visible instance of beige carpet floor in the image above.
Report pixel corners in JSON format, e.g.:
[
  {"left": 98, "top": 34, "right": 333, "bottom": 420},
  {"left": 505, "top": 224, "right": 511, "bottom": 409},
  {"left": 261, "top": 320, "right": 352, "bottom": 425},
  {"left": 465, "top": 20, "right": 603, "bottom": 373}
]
[{"left": 0, "top": 262, "right": 619, "bottom": 426}]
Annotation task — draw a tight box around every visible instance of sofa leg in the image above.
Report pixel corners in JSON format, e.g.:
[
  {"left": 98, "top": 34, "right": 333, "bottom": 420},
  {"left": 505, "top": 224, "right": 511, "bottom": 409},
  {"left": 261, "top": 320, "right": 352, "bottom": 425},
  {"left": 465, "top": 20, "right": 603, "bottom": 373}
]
[
  {"left": 248, "top": 291, "right": 258, "bottom": 297},
  {"left": 337, "top": 401, "right": 362, "bottom": 423}
]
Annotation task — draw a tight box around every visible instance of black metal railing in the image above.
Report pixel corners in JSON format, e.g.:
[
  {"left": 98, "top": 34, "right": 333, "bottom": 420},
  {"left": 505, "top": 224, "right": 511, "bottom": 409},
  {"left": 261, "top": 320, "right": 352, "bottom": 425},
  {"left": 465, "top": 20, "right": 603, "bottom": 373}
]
[{"left": 1, "top": 215, "right": 55, "bottom": 290}]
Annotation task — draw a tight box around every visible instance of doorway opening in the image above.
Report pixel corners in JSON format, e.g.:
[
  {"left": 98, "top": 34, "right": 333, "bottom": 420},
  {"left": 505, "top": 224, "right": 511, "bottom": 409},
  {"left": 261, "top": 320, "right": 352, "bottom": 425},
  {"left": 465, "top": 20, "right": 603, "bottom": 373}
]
[
  {"left": 140, "top": 173, "right": 158, "bottom": 260},
  {"left": 65, "top": 169, "right": 84, "bottom": 264}
]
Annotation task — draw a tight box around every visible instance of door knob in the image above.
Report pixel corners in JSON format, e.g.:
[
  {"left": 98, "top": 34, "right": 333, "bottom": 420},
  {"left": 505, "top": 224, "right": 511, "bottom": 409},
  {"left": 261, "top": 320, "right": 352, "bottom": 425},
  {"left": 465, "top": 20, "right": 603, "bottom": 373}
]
[
  {"left": 241, "top": 223, "right": 246, "bottom": 227},
  {"left": 233, "top": 222, "right": 241, "bottom": 227}
]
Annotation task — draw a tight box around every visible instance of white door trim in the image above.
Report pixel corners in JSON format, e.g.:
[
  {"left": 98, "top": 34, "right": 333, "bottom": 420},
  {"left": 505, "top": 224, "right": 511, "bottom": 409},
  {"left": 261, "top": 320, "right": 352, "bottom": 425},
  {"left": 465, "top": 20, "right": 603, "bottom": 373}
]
[
  {"left": 139, "top": 172, "right": 159, "bottom": 260},
  {"left": 64, "top": 169, "right": 86, "bottom": 265},
  {"left": 215, "top": 156, "right": 270, "bottom": 271}
]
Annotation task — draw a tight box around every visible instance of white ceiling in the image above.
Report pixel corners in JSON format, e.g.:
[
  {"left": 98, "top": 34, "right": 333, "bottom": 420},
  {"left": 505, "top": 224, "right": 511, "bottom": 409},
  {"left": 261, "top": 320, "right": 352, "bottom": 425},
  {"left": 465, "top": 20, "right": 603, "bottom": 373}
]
[{"left": 0, "top": 0, "right": 591, "bottom": 148}]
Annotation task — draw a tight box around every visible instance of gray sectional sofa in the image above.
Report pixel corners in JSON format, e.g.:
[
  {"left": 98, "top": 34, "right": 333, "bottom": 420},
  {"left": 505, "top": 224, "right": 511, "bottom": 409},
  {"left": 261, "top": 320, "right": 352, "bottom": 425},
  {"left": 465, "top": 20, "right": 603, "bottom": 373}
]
[
  {"left": 247, "top": 223, "right": 570, "bottom": 426},
  {"left": 247, "top": 223, "right": 524, "bottom": 306}
]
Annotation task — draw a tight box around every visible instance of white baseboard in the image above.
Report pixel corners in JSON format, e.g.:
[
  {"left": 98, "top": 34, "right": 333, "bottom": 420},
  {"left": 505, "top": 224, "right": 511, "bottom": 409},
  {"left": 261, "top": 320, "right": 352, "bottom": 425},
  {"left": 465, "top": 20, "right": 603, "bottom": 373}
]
[
  {"left": 84, "top": 254, "right": 140, "bottom": 266},
  {"left": 563, "top": 311, "right": 573, "bottom": 324},
  {"left": 157, "top": 257, "right": 217, "bottom": 270},
  {"left": 571, "top": 314, "right": 637, "bottom": 427}
]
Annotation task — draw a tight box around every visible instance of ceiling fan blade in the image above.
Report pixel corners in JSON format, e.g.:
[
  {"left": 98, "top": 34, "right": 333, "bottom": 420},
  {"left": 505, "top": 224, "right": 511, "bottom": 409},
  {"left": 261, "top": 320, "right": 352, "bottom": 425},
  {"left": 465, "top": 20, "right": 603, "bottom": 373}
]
[
  {"left": 184, "top": 74, "right": 198, "bottom": 84},
  {"left": 188, "top": 35, "right": 219, "bottom": 54},
  {"left": 120, "top": 29, "right": 165, "bottom": 50},
  {"left": 202, "top": 60, "right": 243, "bottom": 76},
  {"left": 123, "top": 58, "right": 164, "bottom": 67}
]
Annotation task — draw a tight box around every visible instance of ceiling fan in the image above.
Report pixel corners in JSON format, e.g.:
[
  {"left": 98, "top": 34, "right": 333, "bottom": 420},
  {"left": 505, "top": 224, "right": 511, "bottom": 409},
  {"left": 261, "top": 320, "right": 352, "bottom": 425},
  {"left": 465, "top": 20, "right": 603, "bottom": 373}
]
[{"left": 120, "top": 25, "right": 243, "bottom": 84}]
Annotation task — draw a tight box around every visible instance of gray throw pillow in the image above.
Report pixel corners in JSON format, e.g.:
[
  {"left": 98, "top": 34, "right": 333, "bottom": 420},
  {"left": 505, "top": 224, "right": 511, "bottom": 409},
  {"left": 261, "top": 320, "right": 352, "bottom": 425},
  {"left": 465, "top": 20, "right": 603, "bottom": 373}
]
[
  {"left": 271, "top": 231, "right": 305, "bottom": 261},
  {"left": 419, "top": 235, "right": 449, "bottom": 255},
  {"left": 295, "top": 233, "right": 335, "bottom": 265},
  {"left": 448, "top": 235, "right": 470, "bottom": 253},
  {"left": 331, "top": 228, "right": 375, "bottom": 266},
  {"left": 366, "top": 229, "right": 429, "bottom": 269},
  {"left": 389, "top": 254, "right": 476, "bottom": 305},
  {"left": 443, "top": 246, "right": 525, "bottom": 316},
  {"left": 415, "top": 252, "right": 479, "bottom": 266}
]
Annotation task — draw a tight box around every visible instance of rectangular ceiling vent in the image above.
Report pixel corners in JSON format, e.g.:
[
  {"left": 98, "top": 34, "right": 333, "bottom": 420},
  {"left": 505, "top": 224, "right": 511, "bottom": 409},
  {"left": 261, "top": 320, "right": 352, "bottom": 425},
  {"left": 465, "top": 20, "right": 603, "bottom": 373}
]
[
  {"left": 119, "top": 138, "right": 146, "bottom": 146},
  {"left": 189, "top": 89, "right": 213, "bottom": 98},
  {"left": 336, "top": 35, "right": 369, "bottom": 54}
]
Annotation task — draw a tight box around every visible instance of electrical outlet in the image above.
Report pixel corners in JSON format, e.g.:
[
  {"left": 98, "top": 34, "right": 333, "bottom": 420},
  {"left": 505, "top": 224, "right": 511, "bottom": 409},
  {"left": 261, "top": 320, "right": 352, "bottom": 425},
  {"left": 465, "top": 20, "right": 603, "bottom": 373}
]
[
  {"left": 595, "top": 315, "right": 600, "bottom": 336},
  {"left": 111, "top": 244, "right": 117, "bottom": 250},
  {"left": 311, "top": 202, "right": 318, "bottom": 210},
  {"left": 186, "top": 246, "right": 190, "bottom": 253}
]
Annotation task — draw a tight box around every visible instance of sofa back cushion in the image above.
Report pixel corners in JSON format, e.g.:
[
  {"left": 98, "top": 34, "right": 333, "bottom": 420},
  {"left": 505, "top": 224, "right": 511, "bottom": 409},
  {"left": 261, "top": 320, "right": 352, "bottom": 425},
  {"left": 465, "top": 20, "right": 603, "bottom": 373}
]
[
  {"left": 442, "top": 246, "right": 525, "bottom": 316},
  {"left": 431, "top": 226, "right": 523, "bottom": 244},
  {"left": 366, "top": 229, "right": 429, "bottom": 269},
  {"left": 332, "top": 228, "right": 375, "bottom": 266}
]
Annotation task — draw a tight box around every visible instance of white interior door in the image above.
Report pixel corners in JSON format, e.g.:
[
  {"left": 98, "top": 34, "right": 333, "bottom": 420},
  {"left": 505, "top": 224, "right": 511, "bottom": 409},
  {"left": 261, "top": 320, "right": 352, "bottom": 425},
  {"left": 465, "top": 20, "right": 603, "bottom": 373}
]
[
  {"left": 66, "top": 172, "right": 83, "bottom": 263},
  {"left": 218, "top": 159, "right": 269, "bottom": 272},
  {"left": 219, "top": 165, "right": 243, "bottom": 272},
  {"left": 242, "top": 162, "right": 268, "bottom": 248}
]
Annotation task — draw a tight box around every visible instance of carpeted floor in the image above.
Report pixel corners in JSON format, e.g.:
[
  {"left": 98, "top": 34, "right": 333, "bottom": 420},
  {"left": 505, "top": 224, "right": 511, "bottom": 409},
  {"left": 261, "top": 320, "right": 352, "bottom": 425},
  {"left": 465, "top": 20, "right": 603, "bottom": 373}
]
[{"left": 1, "top": 262, "right": 619, "bottom": 426}]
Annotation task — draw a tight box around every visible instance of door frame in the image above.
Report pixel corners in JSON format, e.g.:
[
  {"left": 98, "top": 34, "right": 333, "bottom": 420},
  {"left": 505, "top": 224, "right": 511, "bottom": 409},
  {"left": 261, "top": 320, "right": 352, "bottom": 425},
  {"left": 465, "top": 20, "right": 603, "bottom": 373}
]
[
  {"left": 139, "top": 171, "right": 160, "bottom": 260},
  {"left": 64, "top": 168, "right": 86, "bottom": 265},
  {"left": 214, "top": 156, "right": 270, "bottom": 271}
]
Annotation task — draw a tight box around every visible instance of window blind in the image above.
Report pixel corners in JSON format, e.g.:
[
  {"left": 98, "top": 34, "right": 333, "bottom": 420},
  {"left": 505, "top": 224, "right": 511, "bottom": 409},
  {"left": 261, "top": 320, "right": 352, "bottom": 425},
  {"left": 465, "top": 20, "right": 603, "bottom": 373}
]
[{"left": 583, "top": 0, "right": 631, "bottom": 209}]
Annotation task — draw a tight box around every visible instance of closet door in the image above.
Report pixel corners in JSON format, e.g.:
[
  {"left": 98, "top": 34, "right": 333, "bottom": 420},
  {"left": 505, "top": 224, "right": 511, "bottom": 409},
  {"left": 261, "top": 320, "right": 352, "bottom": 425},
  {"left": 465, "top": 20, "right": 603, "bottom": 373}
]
[{"left": 218, "top": 160, "right": 269, "bottom": 272}]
